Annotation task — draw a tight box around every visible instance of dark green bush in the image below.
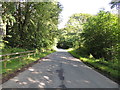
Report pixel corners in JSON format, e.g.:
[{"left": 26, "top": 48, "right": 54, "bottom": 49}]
[
  {"left": 75, "top": 47, "right": 90, "bottom": 57},
  {"left": 57, "top": 41, "right": 73, "bottom": 49}
]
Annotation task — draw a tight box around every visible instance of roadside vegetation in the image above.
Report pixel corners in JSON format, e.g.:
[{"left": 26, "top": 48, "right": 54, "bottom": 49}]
[
  {"left": 58, "top": 9, "right": 119, "bottom": 83},
  {"left": 0, "top": 0, "right": 119, "bottom": 84},
  {"left": 69, "top": 49, "right": 120, "bottom": 83},
  {"left": 0, "top": 2, "right": 62, "bottom": 79},
  {"left": 1, "top": 47, "right": 54, "bottom": 77}
]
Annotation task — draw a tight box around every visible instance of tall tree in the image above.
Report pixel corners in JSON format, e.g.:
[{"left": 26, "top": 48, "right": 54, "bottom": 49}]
[
  {"left": 1, "top": 2, "right": 62, "bottom": 50},
  {"left": 82, "top": 10, "right": 118, "bottom": 60}
]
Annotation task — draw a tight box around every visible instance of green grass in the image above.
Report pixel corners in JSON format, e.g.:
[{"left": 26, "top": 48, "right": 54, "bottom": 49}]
[
  {"left": 68, "top": 49, "right": 120, "bottom": 81},
  {"left": 2, "top": 47, "right": 27, "bottom": 54},
  {"left": 1, "top": 49, "right": 55, "bottom": 76},
  {"left": 1, "top": 47, "right": 27, "bottom": 60}
]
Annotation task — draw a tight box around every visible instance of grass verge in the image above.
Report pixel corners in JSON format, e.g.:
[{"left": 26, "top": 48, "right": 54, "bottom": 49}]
[
  {"left": 68, "top": 49, "right": 120, "bottom": 84},
  {"left": 1, "top": 49, "right": 55, "bottom": 83}
]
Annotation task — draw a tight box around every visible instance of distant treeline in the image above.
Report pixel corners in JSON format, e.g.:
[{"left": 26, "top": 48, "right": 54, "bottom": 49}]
[{"left": 58, "top": 11, "right": 119, "bottom": 60}]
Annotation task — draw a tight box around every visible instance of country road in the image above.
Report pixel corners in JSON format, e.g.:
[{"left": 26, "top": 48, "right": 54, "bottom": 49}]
[{"left": 2, "top": 49, "right": 119, "bottom": 88}]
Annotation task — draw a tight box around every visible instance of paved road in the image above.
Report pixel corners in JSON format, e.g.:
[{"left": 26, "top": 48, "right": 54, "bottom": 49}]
[{"left": 2, "top": 49, "right": 119, "bottom": 88}]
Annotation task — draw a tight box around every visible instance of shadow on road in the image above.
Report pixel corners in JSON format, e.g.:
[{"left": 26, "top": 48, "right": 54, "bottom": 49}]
[{"left": 2, "top": 49, "right": 119, "bottom": 88}]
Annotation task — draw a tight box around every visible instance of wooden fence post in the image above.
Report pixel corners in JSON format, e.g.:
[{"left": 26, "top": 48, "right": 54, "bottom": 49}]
[
  {"left": 28, "top": 54, "right": 30, "bottom": 58},
  {"left": 4, "top": 61, "right": 6, "bottom": 68},
  {"left": 0, "top": 50, "right": 35, "bottom": 68}
]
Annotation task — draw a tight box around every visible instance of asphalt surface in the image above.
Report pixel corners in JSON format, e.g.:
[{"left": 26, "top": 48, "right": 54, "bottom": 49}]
[{"left": 2, "top": 49, "right": 119, "bottom": 88}]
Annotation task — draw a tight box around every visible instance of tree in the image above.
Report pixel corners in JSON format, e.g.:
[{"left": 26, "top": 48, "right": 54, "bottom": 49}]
[
  {"left": 1, "top": 2, "right": 62, "bottom": 50},
  {"left": 57, "top": 13, "right": 91, "bottom": 49},
  {"left": 110, "top": 0, "right": 120, "bottom": 9},
  {"left": 82, "top": 10, "right": 118, "bottom": 60}
]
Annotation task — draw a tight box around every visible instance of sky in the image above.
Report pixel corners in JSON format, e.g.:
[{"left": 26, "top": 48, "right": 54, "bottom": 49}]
[{"left": 58, "top": 0, "right": 116, "bottom": 29}]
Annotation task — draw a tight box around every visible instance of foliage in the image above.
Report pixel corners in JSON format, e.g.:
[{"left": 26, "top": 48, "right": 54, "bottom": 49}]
[
  {"left": 58, "top": 10, "right": 119, "bottom": 61},
  {"left": 2, "top": 46, "right": 26, "bottom": 54},
  {"left": 1, "top": 2, "right": 62, "bottom": 50},
  {"left": 73, "top": 47, "right": 90, "bottom": 58},
  {"left": 110, "top": 0, "right": 120, "bottom": 9},
  {"left": 69, "top": 49, "right": 120, "bottom": 81},
  {"left": 57, "top": 13, "right": 91, "bottom": 49},
  {"left": 59, "top": 10, "right": 119, "bottom": 82},
  {"left": 81, "top": 10, "right": 119, "bottom": 60},
  {"left": 1, "top": 49, "right": 55, "bottom": 76}
]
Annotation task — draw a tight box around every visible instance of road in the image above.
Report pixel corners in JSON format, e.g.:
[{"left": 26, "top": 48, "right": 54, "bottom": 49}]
[{"left": 2, "top": 49, "right": 119, "bottom": 88}]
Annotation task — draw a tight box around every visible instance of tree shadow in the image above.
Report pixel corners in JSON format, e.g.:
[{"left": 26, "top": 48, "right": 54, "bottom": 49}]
[{"left": 2, "top": 51, "right": 118, "bottom": 88}]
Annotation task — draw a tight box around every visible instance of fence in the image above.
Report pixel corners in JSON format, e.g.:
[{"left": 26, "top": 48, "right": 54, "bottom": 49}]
[{"left": 0, "top": 50, "right": 36, "bottom": 68}]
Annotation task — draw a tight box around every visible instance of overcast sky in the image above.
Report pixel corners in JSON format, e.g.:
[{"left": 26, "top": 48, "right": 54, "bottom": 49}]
[{"left": 58, "top": 0, "right": 116, "bottom": 29}]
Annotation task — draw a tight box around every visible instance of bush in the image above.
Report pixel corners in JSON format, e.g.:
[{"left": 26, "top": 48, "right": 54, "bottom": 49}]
[
  {"left": 69, "top": 49, "right": 120, "bottom": 82},
  {"left": 82, "top": 11, "right": 118, "bottom": 60},
  {"left": 57, "top": 41, "right": 73, "bottom": 49},
  {"left": 2, "top": 47, "right": 26, "bottom": 54},
  {"left": 75, "top": 47, "right": 90, "bottom": 57}
]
